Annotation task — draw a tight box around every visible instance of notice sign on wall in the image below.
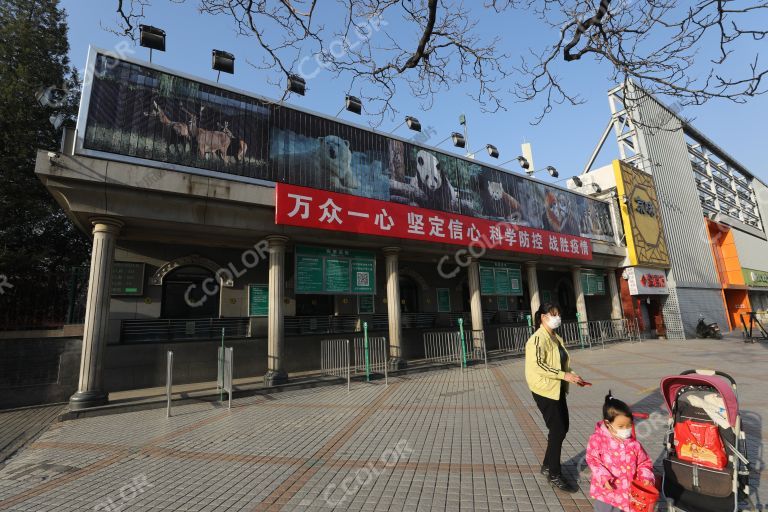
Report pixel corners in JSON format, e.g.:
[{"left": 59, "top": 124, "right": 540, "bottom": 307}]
[
  {"left": 111, "top": 262, "right": 145, "bottom": 296},
  {"left": 581, "top": 270, "right": 607, "bottom": 296},
  {"left": 248, "top": 284, "right": 269, "bottom": 316},
  {"left": 479, "top": 261, "right": 523, "bottom": 296},
  {"left": 295, "top": 246, "right": 376, "bottom": 295}
]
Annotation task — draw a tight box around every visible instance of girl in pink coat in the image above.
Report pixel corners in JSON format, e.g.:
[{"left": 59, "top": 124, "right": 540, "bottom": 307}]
[{"left": 586, "top": 392, "right": 655, "bottom": 512}]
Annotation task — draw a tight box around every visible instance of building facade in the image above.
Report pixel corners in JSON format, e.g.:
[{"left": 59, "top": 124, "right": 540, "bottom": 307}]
[
  {"left": 580, "top": 83, "right": 768, "bottom": 338},
  {"left": 38, "top": 48, "right": 630, "bottom": 408}
]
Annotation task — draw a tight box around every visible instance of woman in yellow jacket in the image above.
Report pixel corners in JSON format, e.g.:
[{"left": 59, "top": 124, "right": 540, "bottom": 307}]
[{"left": 525, "top": 302, "right": 588, "bottom": 493}]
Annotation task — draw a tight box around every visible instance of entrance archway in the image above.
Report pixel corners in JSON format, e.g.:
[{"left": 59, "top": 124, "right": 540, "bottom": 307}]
[{"left": 161, "top": 265, "right": 220, "bottom": 318}]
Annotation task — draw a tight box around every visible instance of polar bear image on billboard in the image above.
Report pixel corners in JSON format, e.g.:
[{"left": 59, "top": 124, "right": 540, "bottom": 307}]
[{"left": 271, "top": 132, "right": 360, "bottom": 193}]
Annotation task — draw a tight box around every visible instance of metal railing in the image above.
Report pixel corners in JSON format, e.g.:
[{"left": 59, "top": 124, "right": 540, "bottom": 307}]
[
  {"left": 495, "top": 318, "right": 641, "bottom": 355},
  {"left": 587, "top": 318, "right": 641, "bottom": 347},
  {"left": 423, "top": 331, "right": 463, "bottom": 364},
  {"left": 120, "top": 317, "right": 249, "bottom": 343},
  {"left": 352, "top": 336, "right": 389, "bottom": 376},
  {"left": 320, "top": 338, "right": 351, "bottom": 392},
  {"left": 422, "top": 322, "right": 487, "bottom": 368},
  {"left": 497, "top": 325, "right": 533, "bottom": 354}
]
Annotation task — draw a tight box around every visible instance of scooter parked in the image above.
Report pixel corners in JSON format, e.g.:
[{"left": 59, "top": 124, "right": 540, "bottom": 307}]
[{"left": 696, "top": 314, "right": 723, "bottom": 339}]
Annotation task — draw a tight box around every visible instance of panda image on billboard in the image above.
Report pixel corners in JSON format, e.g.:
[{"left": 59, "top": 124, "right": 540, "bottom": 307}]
[{"left": 389, "top": 148, "right": 458, "bottom": 211}]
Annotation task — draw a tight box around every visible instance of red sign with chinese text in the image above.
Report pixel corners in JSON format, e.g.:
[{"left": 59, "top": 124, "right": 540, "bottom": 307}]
[{"left": 275, "top": 183, "right": 592, "bottom": 260}]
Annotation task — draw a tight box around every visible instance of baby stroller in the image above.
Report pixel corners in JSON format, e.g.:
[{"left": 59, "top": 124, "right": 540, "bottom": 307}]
[{"left": 660, "top": 370, "right": 756, "bottom": 512}]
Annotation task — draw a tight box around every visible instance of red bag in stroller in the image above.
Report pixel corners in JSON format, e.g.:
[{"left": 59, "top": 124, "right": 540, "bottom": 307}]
[{"left": 674, "top": 420, "right": 727, "bottom": 470}]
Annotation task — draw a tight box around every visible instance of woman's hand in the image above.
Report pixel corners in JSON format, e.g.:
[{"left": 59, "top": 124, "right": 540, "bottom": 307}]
[{"left": 563, "top": 372, "right": 583, "bottom": 384}]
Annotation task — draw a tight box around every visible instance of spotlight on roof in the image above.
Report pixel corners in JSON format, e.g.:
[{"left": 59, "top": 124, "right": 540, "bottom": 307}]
[
  {"left": 590, "top": 182, "right": 601, "bottom": 193},
  {"left": 517, "top": 155, "right": 530, "bottom": 170},
  {"left": 287, "top": 74, "right": 306, "bottom": 96},
  {"left": 571, "top": 176, "right": 583, "bottom": 188},
  {"left": 486, "top": 144, "right": 499, "bottom": 159},
  {"left": 405, "top": 116, "right": 421, "bottom": 132},
  {"left": 212, "top": 50, "right": 235, "bottom": 75},
  {"left": 139, "top": 25, "right": 166, "bottom": 52},
  {"left": 451, "top": 132, "right": 466, "bottom": 148},
  {"left": 546, "top": 166, "right": 559, "bottom": 178},
  {"left": 345, "top": 95, "right": 362, "bottom": 115}
]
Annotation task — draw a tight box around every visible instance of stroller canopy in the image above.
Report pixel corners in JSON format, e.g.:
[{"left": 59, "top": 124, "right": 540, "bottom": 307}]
[{"left": 660, "top": 374, "right": 738, "bottom": 428}]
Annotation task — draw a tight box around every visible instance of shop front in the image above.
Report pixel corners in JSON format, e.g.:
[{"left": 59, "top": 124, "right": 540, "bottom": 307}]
[
  {"left": 620, "top": 266, "right": 669, "bottom": 338},
  {"left": 743, "top": 268, "right": 768, "bottom": 325}
]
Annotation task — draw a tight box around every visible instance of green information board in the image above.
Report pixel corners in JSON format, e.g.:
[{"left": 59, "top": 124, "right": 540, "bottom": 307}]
[
  {"left": 248, "top": 284, "right": 269, "bottom": 316},
  {"left": 111, "top": 262, "right": 145, "bottom": 296},
  {"left": 497, "top": 295, "right": 509, "bottom": 311},
  {"left": 479, "top": 261, "right": 523, "bottom": 296},
  {"left": 581, "top": 271, "right": 607, "bottom": 296},
  {"left": 358, "top": 295, "right": 375, "bottom": 314},
  {"left": 436, "top": 288, "right": 451, "bottom": 313},
  {"left": 295, "top": 246, "right": 376, "bottom": 295}
]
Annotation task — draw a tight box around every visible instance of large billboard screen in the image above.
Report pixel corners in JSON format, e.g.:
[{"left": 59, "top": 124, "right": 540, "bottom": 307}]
[{"left": 78, "top": 49, "right": 615, "bottom": 242}]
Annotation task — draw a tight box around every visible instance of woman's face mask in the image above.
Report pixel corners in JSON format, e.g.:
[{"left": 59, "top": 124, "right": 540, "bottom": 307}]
[{"left": 545, "top": 314, "right": 562, "bottom": 330}]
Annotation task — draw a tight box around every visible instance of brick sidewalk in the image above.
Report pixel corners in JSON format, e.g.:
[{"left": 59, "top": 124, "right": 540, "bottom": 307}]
[{"left": 0, "top": 338, "right": 765, "bottom": 511}]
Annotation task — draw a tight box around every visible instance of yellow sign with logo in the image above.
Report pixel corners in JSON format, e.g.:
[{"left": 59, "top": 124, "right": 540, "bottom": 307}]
[{"left": 613, "top": 160, "right": 670, "bottom": 268}]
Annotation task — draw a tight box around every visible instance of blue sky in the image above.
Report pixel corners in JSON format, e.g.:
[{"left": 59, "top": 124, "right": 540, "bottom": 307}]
[{"left": 60, "top": 0, "right": 768, "bottom": 183}]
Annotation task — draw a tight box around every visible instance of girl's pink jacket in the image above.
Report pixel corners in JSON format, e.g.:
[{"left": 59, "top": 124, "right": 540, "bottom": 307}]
[{"left": 586, "top": 421, "right": 655, "bottom": 511}]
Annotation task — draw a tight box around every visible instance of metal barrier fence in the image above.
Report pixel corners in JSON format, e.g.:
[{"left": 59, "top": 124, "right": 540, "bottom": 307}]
[
  {"left": 423, "top": 331, "right": 463, "bottom": 364},
  {"left": 495, "top": 318, "right": 641, "bottom": 355},
  {"left": 165, "top": 350, "right": 173, "bottom": 417},
  {"left": 587, "top": 319, "right": 641, "bottom": 347},
  {"left": 352, "top": 336, "right": 389, "bottom": 384},
  {"left": 497, "top": 325, "right": 533, "bottom": 354},
  {"left": 422, "top": 322, "right": 487, "bottom": 368},
  {"left": 320, "top": 338, "right": 351, "bottom": 392}
]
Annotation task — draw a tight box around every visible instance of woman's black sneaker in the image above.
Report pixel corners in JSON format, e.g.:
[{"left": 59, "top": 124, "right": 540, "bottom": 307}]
[
  {"left": 549, "top": 474, "right": 578, "bottom": 493},
  {"left": 540, "top": 465, "right": 550, "bottom": 477}
]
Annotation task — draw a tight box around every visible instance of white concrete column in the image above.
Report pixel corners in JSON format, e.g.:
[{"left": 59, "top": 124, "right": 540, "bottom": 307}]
[
  {"left": 526, "top": 262, "right": 540, "bottom": 318},
  {"left": 572, "top": 266, "right": 588, "bottom": 323},
  {"left": 265, "top": 235, "right": 289, "bottom": 385},
  {"left": 467, "top": 258, "right": 484, "bottom": 350},
  {"left": 69, "top": 217, "right": 123, "bottom": 409},
  {"left": 608, "top": 270, "right": 623, "bottom": 320},
  {"left": 383, "top": 247, "right": 405, "bottom": 369}
]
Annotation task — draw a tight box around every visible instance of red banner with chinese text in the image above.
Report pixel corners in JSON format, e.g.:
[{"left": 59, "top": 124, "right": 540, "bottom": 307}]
[{"left": 275, "top": 183, "right": 592, "bottom": 260}]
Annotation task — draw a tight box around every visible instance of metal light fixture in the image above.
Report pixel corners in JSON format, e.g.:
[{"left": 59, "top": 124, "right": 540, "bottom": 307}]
[
  {"left": 287, "top": 74, "right": 306, "bottom": 95},
  {"left": 436, "top": 131, "right": 466, "bottom": 149},
  {"left": 590, "top": 182, "right": 602, "bottom": 193},
  {"left": 345, "top": 95, "right": 362, "bottom": 115},
  {"left": 526, "top": 165, "right": 559, "bottom": 179},
  {"left": 469, "top": 144, "right": 498, "bottom": 159},
  {"left": 139, "top": 25, "right": 165, "bottom": 62},
  {"left": 392, "top": 115, "right": 422, "bottom": 133},
  {"left": 212, "top": 50, "right": 235, "bottom": 79},
  {"left": 571, "top": 176, "right": 583, "bottom": 188}
]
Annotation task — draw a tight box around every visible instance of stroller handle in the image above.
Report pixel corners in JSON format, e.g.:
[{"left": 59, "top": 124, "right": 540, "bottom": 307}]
[{"left": 680, "top": 369, "right": 737, "bottom": 388}]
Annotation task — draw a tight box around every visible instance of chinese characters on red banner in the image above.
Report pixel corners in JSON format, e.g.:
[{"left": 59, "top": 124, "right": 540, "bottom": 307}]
[
  {"left": 275, "top": 184, "right": 593, "bottom": 260},
  {"left": 640, "top": 273, "right": 666, "bottom": 288}
]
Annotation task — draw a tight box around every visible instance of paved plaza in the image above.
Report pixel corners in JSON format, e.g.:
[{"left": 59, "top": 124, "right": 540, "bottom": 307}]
[{"left": 0, "top": 338, "right": 765, "bottom": 511}]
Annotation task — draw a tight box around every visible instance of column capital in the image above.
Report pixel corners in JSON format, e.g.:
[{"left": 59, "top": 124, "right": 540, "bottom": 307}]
[
  {"left": 382, "top": 246, "right": 401, "bottom": 256},
  {"left": 90, "top": 217, "right": 123, "bottom": 235},
  {"left": 525, "top": 261, "right": 537, "bottom": 269},
  {"left": 266, "top": 234, "right": 289, "bottom": 247}
]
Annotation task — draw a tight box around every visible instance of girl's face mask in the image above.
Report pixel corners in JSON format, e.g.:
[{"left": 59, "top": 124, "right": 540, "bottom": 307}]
[{"left": 607, "top": 421, "right": 632, "bottom": 440}]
